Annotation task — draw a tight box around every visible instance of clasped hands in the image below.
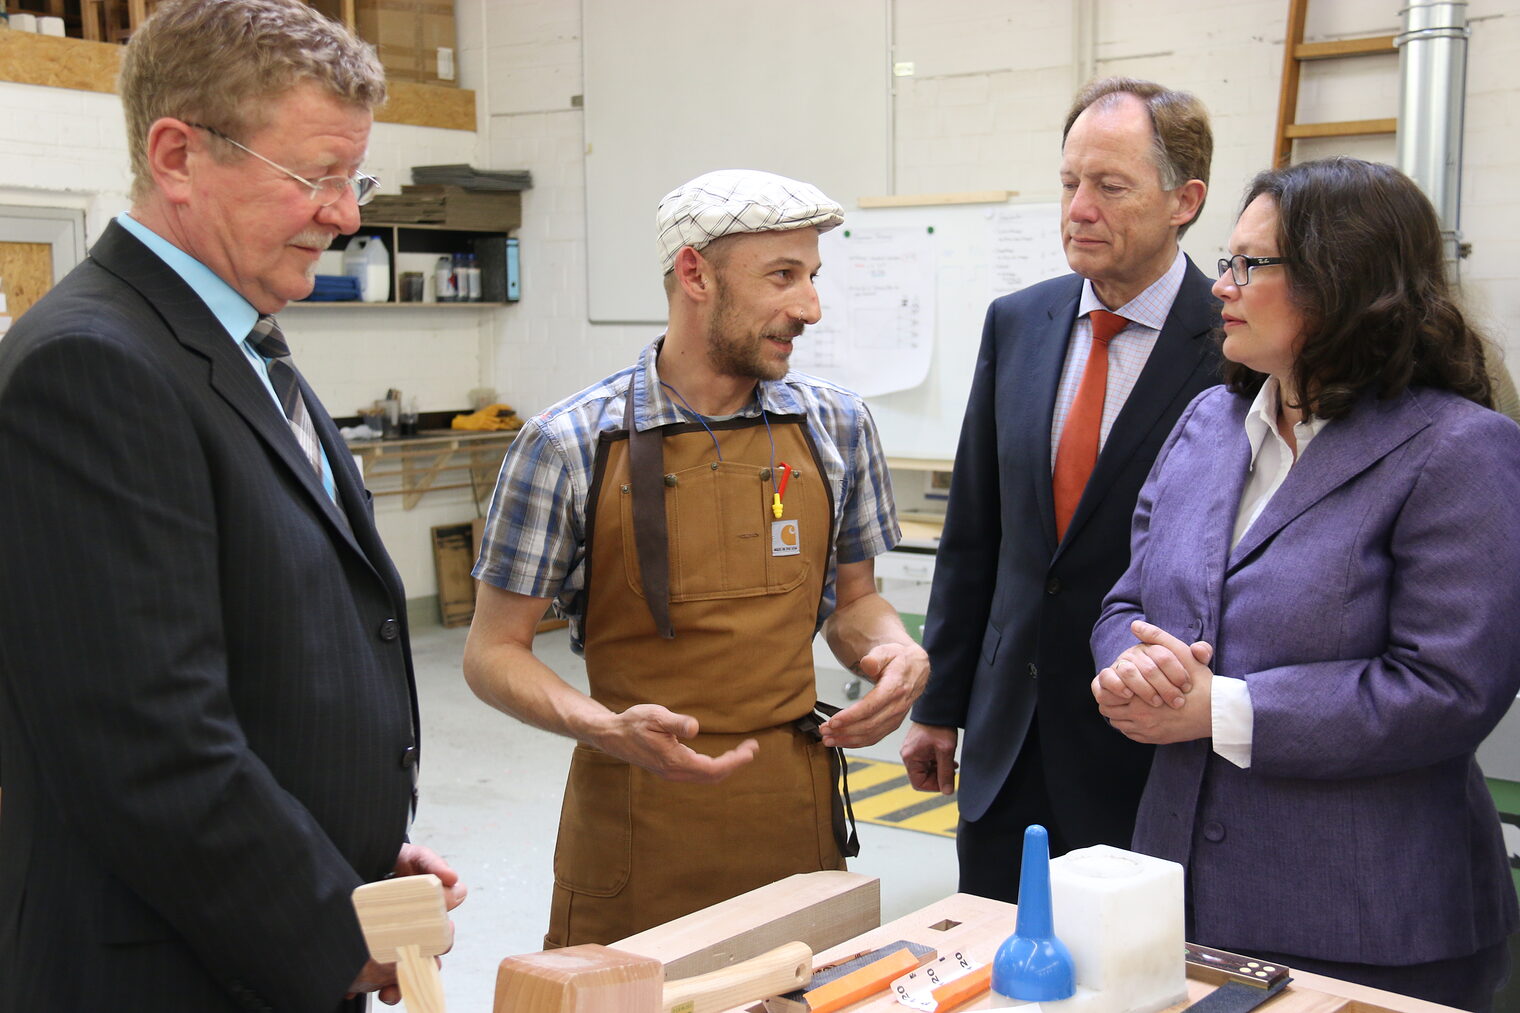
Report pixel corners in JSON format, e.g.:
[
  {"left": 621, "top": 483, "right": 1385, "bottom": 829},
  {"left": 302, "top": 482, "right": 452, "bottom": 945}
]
[{"left": 1091, "top": 619, "right": 1215, "bottom": 745}]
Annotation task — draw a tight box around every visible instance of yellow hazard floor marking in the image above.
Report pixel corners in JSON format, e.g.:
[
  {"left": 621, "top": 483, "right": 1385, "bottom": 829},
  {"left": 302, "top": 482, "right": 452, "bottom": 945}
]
[{"left": 845, "top": 755, "right": 959, "bottom": 839}]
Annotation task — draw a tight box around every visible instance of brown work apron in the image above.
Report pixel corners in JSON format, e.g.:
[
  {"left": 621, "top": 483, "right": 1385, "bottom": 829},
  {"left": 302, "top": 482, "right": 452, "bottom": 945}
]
[{"left": 544, "top": 386, "right": 845, "bottom": 947}]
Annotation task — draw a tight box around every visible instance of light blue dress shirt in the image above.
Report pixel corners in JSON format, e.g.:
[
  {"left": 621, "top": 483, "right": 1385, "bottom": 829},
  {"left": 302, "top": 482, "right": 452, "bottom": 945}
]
[{"left": 116, "top": 213, "right": 337, "bottom": 501}]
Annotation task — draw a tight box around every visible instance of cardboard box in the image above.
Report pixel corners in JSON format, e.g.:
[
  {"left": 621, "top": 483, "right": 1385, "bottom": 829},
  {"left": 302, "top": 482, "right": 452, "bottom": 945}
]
[
  {"left": 355, "top": 0, "right": 456, "bottom": 87},
  {"left": 362, "top": 186, "right": 522, "bottom": 231}
]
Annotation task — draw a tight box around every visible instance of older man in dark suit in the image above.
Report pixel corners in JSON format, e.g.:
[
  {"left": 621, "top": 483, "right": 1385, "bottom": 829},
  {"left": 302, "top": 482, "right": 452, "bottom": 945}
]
[
  {"left": 0, "top": 2, "right": 462, "bottom": 1010},
  {"left": 901, "top": 77, "right": 1221, "bottom": 900}
]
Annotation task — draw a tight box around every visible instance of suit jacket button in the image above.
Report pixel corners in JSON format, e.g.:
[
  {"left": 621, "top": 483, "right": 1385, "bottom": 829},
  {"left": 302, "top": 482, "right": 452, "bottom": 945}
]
[
  {"left": 1202, "top": 821, "right": 1226, "bottom": 842},
  {"left": 378, "top": 618, "right": 399, "bottom": 641},
  {"left": 1045, "top": 577, "right": 1061, "bottom": 595},
  {"left": 1027, "top": 662, "right": 1038, "bottom": 678},
  {"left": 399, "top": 745, "right": 418, "bottom": 770}
]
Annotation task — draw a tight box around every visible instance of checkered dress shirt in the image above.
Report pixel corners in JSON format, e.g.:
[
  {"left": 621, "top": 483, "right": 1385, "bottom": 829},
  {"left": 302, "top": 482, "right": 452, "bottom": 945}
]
[{"left": 473, "top": 340, "right": 901, "bottom": 653}]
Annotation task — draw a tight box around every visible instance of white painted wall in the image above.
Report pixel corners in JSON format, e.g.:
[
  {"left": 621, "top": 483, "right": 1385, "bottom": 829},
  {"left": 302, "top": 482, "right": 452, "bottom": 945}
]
[
  {"left": 0, "top": 66, "right": 489, "bottom": 604},
  {"left": 477, "top": 0, "right": 1520, "bottom": 420},
  {"left": 5, "top": 0, "right": 1517, "bottom": 604}
]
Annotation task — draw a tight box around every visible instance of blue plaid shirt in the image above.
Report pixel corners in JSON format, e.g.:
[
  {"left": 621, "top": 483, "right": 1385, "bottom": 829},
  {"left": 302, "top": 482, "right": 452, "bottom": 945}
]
[{"left": 473, "top": 339, "right": 901, "bottom": 653}]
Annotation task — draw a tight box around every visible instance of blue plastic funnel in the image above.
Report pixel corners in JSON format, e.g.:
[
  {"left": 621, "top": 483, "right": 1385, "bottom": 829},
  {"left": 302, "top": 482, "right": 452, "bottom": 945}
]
[{"left": 990, "top": 824, "right": 1076, "bottom": 1001}]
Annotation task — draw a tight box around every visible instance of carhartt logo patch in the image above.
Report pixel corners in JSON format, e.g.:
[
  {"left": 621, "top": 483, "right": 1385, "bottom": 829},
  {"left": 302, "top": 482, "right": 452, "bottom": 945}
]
[{"left": 771, "top": 519, "right": 800, "bottom": 556}]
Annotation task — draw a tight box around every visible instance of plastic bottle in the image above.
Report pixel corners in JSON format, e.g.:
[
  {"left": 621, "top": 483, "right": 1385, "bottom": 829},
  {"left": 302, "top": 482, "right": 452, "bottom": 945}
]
[
  {"left": 434, "top": 255, "right": 457, "bottom": 302},
  {"left": 464, "top": 253, "right": 482, "bottom": 302}
]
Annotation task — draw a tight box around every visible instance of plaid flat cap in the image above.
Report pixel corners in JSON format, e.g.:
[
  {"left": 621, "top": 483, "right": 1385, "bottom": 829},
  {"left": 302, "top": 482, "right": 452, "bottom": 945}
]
[{"left": 656, "top": 169, "right": 844, "bottom": 273}]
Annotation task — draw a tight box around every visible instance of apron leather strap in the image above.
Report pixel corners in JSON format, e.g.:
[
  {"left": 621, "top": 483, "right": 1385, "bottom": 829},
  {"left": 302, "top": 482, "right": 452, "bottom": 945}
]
[
  {"left": 793, "top": 701, "right": 861, "bottom": 859},
  {"left": 624, "top": 379, "right": 675, "bottom": 639}
]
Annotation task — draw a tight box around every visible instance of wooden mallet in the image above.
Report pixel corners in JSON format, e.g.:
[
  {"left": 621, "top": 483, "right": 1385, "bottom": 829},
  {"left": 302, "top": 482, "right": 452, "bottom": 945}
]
[
  {"left": 495, "top": 940, "right": 813, "bottom": 1013},
  {"left": 352, "top": 873, "right": 452, "bottom": 1013}
]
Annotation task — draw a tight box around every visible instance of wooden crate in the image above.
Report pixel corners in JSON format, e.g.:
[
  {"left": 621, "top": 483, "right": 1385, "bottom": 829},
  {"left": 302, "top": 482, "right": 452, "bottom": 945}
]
[{"left": 430, "top": 519, "right": 566, "bottom": 631}]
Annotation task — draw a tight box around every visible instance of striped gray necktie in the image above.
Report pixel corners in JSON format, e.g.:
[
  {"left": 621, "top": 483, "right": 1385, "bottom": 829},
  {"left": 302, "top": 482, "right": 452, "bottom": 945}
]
[{"left": 247, "top": 315, "right": 324, "bottom": 478}]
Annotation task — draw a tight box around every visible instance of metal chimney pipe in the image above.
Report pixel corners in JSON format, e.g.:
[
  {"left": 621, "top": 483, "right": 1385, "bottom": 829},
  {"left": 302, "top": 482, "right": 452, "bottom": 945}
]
[{"left": 1395, "top": 2, "right": 1470, "bottom": 278}]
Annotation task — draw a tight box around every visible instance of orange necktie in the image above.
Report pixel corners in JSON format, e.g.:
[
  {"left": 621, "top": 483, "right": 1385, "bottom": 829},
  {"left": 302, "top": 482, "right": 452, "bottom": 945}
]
[{"left": 1052, "top": 309, "right": 1129, "bottom": 541}]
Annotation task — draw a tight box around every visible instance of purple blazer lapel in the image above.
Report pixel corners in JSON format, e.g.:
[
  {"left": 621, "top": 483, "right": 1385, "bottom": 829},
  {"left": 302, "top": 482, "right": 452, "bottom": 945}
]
[{"left": 1227, "top": 391, "right": 1433, "bottom": 571}]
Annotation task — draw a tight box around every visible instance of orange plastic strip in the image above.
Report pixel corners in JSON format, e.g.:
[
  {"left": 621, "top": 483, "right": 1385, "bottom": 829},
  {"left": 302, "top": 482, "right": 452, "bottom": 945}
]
[
  {"left": 930, "top": 963, "right": 991, "bottom": 1011},
  {"left": 804, "top": 948, "right": 921, "bottom": 1013}
]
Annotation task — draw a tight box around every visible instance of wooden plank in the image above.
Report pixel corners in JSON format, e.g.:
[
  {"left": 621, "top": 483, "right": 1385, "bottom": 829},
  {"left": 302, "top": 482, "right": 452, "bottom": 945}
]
[
  {"left": 351, "top": 875, "right": 450, "bottom": 1013},
  {"left": 1273, "top": 0, "right": 1311, "bottom": 168},
  {"left": 857, "top": 191, "right": 1015, "bottom": 209},
  {"left": 0, "top": 241, "right": 54, "bottom": 323},
  {"left": 1295, "top": 35, "right": 1397, "bottom": 60},
  {"left": 1284, "top": 117, "right": 1397, "bottom": 138},
  {"left": 613, "top": 871, "right": 881, "bottom": 983},
  {"left": 378, "top": 79, "right": 476, "bottom": 131},
  {"left": 0, "top": 31, "right": 476, "bottom": 131}
]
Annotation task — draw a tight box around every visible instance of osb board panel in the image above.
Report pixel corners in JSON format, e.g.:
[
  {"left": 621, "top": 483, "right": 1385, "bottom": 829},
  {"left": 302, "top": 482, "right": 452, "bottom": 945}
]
[
  {"left": 0, "top": 242, "right": 54, "bottom": 322},
  {"left": 380, "top": 79, "right": 473, "bottom": 130},
  {"left": 0, "top": 28, "right": 122, "bottom": 94},
  {"left": 0, "top": 30, "right": 474, "bottom": 131}
]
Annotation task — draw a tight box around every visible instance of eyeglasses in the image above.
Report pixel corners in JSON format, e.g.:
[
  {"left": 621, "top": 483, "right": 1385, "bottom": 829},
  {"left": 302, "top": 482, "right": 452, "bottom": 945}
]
[
  {"left": 1217, "top": 254, "right": 1286, "bottom": 287},
  {"left": 188, "top": 123, "right": 380, "bottom": 207}
]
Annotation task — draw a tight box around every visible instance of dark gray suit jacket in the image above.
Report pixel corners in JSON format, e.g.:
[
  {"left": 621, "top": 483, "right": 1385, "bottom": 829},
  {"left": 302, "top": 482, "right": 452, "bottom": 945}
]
[
  {"left": 913, "top": 259, "right": 1220, "bottom": 841},
  {"left": 0, "top": 221, "right": 419, "bottom": 1012}
]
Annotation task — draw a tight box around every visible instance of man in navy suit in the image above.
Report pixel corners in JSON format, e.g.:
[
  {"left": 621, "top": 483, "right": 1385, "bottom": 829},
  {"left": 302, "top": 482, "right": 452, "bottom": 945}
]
[
  {"left": 901, "top": 77, "right": 1221, "bottom": 900},
  {"left": 0, "top": 2, "right": 461, "bottom": 1010}
]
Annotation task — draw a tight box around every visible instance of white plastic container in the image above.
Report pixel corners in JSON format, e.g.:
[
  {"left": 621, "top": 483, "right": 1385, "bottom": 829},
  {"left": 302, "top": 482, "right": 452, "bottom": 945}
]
[
  {"left": 343, "top": 235, "right": 390, "bottom": 303},
  {"left": 1041, "top": 845, "right": 1187, "bottom": 1013},
  {"left": 434, "top": 255, "right": 457, "bottom": 302}
]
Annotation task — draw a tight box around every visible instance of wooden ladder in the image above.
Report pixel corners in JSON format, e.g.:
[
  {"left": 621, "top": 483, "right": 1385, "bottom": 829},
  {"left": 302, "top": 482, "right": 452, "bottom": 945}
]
[{"left": 1272, "top": 0, "right": 1399, "bottom": 168}]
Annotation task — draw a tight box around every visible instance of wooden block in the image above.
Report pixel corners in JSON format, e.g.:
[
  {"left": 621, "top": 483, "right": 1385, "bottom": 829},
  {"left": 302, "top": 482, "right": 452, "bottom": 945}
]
[
  {"left": 613, "top": 870, "right": 880, "bottom": 981},
  {"left": 351, "top": 874, "right": 451, "bottom": 962},
  {"left": 496, "top": 941, "right": 812, "bottom": 1013},
  {"left": 494, "top": 945, "right": 662, "bottom": 1013},
  {"left": 351, "top": 874, "right": 451, "bottom": 1013}
]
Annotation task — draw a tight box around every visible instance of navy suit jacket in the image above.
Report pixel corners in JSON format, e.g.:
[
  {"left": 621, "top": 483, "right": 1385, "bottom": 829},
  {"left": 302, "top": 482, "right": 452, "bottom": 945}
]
[
  {"left": 0, "top": 222, "right": 419, "bottom": 1012},
  {"left": 1093, "top": 385, "right": 1520, "bottom": 963},
  {"left": 914, "top": 258, "right": 1220, "bottom": 837}
]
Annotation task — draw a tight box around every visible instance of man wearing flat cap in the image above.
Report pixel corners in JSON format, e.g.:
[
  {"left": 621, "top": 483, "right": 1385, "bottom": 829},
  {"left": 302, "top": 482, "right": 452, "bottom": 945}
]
[{"left": 466, "top": 169, "right": 929, "bottom": 946}]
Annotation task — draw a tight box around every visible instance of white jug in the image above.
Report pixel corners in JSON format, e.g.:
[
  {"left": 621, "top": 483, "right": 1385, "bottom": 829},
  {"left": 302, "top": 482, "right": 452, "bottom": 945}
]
[{"left": 343, "top": 235, "right": 391, "bottom": 303}]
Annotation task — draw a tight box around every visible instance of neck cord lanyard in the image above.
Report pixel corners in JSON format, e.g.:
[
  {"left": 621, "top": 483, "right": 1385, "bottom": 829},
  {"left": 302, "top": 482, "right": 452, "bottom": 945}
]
[{"left": 658, "top": 382, "right": 783, "bottom": 505}]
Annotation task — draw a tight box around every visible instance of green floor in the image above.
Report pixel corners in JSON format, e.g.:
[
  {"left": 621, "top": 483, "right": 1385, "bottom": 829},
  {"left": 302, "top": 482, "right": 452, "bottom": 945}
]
[{"left": 1486, "top": 778, "right": 1520, "bottom": 1008}]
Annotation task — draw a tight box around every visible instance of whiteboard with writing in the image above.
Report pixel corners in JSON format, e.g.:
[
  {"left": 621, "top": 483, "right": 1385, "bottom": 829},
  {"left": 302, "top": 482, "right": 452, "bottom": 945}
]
[{"left": 795, "top": 201, "right": 1068, "bottom": 461}]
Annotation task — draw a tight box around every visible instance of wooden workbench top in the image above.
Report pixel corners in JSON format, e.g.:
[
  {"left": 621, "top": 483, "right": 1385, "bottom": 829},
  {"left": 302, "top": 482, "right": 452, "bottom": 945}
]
[{"left": 765, "top": 892, "right": 1458, "bottom": 1013}]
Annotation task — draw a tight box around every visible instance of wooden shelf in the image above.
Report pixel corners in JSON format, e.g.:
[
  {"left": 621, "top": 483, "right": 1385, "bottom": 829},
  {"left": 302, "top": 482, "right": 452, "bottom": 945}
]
[
  {"left": 351, "top": 430, "right": 519, "bottom": 509},
  {"left": 325, "top": 220, "right": 517, "bottom": 306}
]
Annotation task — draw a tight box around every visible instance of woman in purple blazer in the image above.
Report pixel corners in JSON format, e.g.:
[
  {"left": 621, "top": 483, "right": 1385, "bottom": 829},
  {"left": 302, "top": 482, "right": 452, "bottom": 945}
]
[{"left": 1090, "top": 157, "right": 1520, "bottom": 1012}]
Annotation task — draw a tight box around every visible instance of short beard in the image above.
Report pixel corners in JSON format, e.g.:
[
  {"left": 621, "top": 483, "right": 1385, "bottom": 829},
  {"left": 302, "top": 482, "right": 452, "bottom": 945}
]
[{"left": 705, "top": 278, "right": 802, "bottom": 382}]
